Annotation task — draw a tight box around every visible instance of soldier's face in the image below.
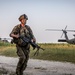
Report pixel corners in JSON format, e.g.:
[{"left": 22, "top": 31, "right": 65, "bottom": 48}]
[{"left": 21, "top": 19, "right": 27, "bottom": 24}]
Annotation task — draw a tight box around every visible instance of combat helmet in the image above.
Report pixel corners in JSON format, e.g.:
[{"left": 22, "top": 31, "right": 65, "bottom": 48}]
[{"left": 19, "top": 14, "right": 28, "bottom": 21}]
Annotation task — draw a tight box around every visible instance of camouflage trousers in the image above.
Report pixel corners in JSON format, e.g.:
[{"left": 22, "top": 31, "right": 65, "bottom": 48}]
[{"left": 16, "top": 44, "right": 30, "bottom": 75}]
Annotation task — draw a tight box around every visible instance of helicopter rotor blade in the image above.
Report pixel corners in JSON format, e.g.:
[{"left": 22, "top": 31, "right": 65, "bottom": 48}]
[
  {"left": 66, "top": 30, "right": 75, "bottom": 32},
  {"left": 45, "top": 29, "right": 63, "bottom": 31},
  {"left": 46, "top": 29, "right": 75, "bottom": 32},
  {"left": 61, "top": 32, "right": 64, "bottom": 38},
  {"left": 65, "top": 25, "right": 67, "bottom": 30},
  {"left": 61, "top": 25, "right": 67, "bottom": 38}
]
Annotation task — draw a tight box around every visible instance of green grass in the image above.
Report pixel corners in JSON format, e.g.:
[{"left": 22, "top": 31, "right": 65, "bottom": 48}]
[
  {"left": 30, "top": 43, "right": 75, "bottom": 63},
  {"left": 0, "top": 42, "right": 75, "bottom": 63},
  {"left": 0, "top": 42, "right": 17, "bottom": 57},
  {"left": 0, "top": 47, "right": 17, "bottom": 57}
]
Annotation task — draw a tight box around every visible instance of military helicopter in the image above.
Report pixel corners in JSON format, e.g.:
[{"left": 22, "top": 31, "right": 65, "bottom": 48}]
[
  {"left": 46, "top": 26, "right": 75, "bottom": 44},
  {"left": 0, "top": 37, "right": 12, "bottom": 43}
]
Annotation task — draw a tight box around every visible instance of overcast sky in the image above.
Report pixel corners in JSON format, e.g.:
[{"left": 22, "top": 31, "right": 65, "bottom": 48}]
[{"left": 0, "top": 0, "right": 75, "bottom": 43}]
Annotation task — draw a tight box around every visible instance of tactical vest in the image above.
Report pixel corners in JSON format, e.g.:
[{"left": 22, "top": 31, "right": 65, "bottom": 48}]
[{"left": 13, "top": 24, "right": 32, "bottom": 46}]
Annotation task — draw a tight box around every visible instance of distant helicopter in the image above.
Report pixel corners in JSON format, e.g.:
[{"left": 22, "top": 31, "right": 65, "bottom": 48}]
[
  {"left": 46, "top": 26, "right": 75, "bottom": 44},
  {"left": 0, "top": 37, "right": 12, "bottom": 43}
]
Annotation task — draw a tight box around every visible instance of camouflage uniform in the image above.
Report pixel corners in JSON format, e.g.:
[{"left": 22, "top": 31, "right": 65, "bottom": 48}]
[{"left": 10, "top": 24, "right": 34, "bottom": 75}]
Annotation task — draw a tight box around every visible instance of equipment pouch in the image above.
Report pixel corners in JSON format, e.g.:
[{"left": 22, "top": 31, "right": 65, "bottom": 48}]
[{"left": 12, "top": 38, "right": 27, "bottom": 46}]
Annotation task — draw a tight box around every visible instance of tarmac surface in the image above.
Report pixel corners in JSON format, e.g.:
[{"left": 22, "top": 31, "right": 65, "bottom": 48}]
[{"left": 0, "top": 56, "right": 75, "bottom": 75}]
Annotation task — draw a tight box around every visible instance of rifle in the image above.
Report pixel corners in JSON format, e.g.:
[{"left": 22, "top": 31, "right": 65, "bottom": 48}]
[{"left": 19, "top": 35, "right": 45, "bottom": 56}]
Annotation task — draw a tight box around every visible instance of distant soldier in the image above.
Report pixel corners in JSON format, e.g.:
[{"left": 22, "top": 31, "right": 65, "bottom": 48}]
[{"left": 10, "top": 14, "right": 36, "bottom": 75}]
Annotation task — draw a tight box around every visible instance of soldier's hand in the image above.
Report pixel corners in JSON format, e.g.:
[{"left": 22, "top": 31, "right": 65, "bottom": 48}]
[
  {"left": 12, "top": 34, "right": 19, "bottom": 39},
  {"left": 32, "top": 37, "right": 36, "bottom": 43},
  {"left": 15, "top": 34, "right": 19, "bottom": 38},
  {"left": 10, "top": 34, "right": 19, "bottom": 39}
]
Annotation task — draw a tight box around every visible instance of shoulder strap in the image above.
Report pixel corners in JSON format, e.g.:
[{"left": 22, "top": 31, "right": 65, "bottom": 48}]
[
  {"left": 25, "top": 25, "right": 34, "bottom": 39},
  {"left": 25, "top": 25, "right": 29, "bottom": 29},
  {"left": 25, "top": 25, "right": 31, "bottom": 33},
  {"left": 17, "top": 24, "right": 30, "bottom": 35},
  {"left": 17, "top": 24, "right": 21, "bottom": 34},
  {"left": 17, "top": 24, "right": 33, "bottom": 38}
]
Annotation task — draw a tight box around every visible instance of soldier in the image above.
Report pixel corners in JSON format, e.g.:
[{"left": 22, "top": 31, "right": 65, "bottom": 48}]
[{"left": 10, "top": 14, "right": 36, "bottom": 75}]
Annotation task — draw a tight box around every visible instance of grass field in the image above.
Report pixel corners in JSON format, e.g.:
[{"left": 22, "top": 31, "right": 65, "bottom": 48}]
[{"left": 0, "top": 42, "right": 75, "bottom": 63}]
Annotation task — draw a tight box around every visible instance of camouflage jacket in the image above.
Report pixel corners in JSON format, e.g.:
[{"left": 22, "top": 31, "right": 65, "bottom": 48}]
[{"left": 10, "top": 24, "right": 35, "bottom": 45}]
